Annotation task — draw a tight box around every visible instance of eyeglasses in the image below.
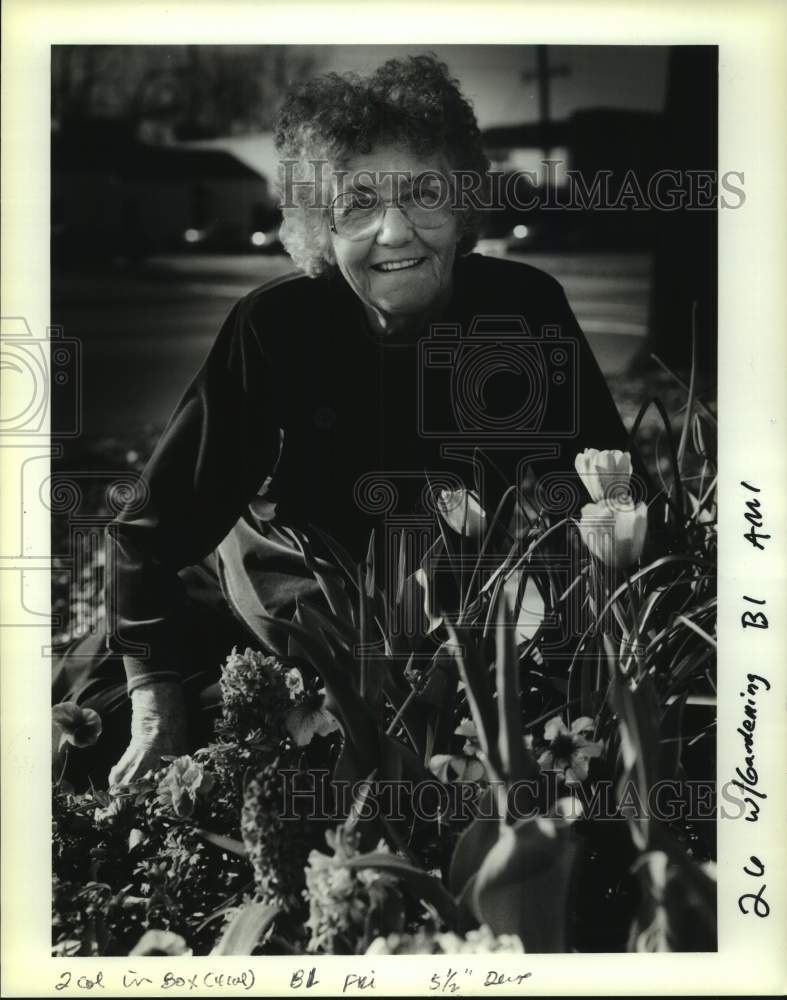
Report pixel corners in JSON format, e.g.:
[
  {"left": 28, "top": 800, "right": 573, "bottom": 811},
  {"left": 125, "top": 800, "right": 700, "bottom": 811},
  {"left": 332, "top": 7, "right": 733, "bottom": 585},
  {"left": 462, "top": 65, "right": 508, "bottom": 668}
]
[{"left": 329, "top": 178, "right": 454, "bottom": 241}]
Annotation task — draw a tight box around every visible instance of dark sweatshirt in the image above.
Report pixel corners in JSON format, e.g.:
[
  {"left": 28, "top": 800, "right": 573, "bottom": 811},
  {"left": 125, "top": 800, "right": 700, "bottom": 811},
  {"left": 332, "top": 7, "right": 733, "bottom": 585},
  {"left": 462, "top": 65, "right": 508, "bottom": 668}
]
[{"left": 105, "top": 253, "right": 633, "bottom": 687}]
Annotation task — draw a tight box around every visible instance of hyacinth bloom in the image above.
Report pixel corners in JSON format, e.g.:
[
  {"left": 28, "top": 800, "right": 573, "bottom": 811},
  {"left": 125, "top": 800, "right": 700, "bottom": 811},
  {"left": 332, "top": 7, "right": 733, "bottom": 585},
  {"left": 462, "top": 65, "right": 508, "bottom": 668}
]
[
  {"left": 156, "top": 755, "right": 216, "bottom": 818},
  {"left": 304, "top": 827, "right": 396, "bottom": 953},
  {"left": 574, "top": 448, "right": 634, "bottom": 504},
  {"left": 52, "top": 702, "right": 102, "bottom": 750},
  {"left": 219, "top": 646, "right": 292, "bottom": 735},
  {"left": 578, "top": 496, "right": 648, "bottom": 570},
  {"left": 537, "top": 716, "right": 604, "bottom": 785},
  {"left": 436, "top": 488, "right": 486, "bottom": 539}
]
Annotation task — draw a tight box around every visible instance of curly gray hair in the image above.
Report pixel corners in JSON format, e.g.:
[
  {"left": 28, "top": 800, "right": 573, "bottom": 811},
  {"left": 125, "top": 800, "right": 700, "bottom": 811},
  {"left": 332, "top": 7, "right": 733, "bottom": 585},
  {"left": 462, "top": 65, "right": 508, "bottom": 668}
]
[{"left": 273, "top": 53, "right": 489, "bottom": 277}]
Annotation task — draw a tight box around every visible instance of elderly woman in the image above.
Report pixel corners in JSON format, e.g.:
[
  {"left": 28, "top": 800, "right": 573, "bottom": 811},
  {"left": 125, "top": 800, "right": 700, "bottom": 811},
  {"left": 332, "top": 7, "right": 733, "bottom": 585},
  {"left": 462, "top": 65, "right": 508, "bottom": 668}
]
[{"left": 53, "top": 55, "right": 633, "bottom": 787}]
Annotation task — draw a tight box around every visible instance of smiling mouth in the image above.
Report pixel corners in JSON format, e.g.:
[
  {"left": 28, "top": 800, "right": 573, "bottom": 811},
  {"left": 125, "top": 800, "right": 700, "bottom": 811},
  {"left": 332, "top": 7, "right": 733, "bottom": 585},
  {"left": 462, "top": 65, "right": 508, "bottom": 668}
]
[{"left": 371, "top": 257, "right": 426, "bottom": 273}]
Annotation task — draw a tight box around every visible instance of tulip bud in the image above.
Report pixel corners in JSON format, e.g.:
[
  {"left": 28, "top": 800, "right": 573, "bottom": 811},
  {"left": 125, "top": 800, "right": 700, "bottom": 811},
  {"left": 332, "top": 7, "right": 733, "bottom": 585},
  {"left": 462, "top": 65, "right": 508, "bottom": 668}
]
[
  {"left": 578, "top": 498, "right": 648, "bottom": 570},
  {"left": 575, "top": 448, "right": 633, "bottom": 504}
]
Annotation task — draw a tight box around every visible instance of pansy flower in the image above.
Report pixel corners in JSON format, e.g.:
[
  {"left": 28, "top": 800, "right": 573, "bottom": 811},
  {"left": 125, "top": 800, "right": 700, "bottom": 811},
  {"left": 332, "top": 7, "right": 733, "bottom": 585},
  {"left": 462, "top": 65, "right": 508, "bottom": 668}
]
[
  {"left": 429, "top": 718, "right": 487, "bottom": 783},
  {"left": 537, "top": 716, "right": 604, "bottom": 785},
  {"left": 156, "top": 755, "right": 215, "bottom": 818},
  {"left": 285, "top": 689, "right": 340, "bottom": 747},
  {"left": 52, "top": 703, "right": 102, "bottom": 750}
]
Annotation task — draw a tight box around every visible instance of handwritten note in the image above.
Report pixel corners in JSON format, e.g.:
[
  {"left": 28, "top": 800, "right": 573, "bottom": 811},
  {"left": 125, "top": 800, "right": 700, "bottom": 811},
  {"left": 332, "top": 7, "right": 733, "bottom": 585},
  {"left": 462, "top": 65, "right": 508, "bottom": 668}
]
[
  {"left": 736, "top": 481, "right": 772, "bottom": 921},
  {"left": 51, "top": 964, "right": 535, "bottom": 996},
  {"left": 55, "top": 969, "right": 258, "bottom": 992}
]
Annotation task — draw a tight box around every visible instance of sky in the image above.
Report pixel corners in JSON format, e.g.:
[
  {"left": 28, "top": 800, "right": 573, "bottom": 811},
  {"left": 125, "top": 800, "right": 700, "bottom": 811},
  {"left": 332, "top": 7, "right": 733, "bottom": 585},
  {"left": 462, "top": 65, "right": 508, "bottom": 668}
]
[
  {"left": 181, "top": 44, "right": 670, "bottom": 181},
  {"left": 316, "top": 44, "right": 670, "bottom": 129}
]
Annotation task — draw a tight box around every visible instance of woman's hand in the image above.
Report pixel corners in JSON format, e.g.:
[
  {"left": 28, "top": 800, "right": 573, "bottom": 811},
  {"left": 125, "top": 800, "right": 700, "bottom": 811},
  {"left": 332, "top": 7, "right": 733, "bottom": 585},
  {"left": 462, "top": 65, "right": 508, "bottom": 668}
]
[{"left": 108, "top": 681, "right": 189, "bottom": 789}]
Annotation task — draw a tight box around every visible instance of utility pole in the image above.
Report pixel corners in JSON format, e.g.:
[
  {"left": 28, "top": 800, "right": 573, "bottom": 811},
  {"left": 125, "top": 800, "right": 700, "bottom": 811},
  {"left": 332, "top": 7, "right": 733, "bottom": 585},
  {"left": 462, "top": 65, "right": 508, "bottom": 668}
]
[{"left": 522, "top": 45, "right": 571, "bottom": 159}]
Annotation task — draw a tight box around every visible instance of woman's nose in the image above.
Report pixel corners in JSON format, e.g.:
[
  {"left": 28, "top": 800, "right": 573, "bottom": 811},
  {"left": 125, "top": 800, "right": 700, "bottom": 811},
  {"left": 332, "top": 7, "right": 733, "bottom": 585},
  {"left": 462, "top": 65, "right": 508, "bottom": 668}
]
[{"left": 376, "top": 205, "right": 414, "bottom": 245}]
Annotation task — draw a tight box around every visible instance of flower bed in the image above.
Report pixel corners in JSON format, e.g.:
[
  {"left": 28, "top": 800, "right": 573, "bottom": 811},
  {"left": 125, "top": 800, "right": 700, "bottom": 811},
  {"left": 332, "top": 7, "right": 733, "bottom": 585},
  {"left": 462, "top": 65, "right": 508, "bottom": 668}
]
[{"left": 53, "top": 372, "right": 717, "bottom": 956}]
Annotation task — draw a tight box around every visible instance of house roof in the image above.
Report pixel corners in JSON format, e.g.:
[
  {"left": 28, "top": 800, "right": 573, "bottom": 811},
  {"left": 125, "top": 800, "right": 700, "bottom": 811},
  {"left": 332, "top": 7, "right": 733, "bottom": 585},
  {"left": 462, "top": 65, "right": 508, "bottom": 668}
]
[{"left": 53, "top": 123, "right": 263, "bottom": 181}]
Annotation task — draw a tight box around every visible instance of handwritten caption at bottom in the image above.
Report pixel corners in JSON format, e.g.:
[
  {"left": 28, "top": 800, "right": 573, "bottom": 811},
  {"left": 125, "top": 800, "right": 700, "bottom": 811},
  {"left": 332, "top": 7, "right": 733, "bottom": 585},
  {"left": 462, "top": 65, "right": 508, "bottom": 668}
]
[{"left": 54, "top": 965, "right": 534, "bottom": 995}]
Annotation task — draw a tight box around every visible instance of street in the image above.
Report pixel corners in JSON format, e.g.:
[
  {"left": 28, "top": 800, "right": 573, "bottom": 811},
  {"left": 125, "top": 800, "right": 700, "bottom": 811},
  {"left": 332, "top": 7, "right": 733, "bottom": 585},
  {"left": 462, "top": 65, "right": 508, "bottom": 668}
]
[{"left": 52, "top": 250, "right": 651, "bottom": 440}]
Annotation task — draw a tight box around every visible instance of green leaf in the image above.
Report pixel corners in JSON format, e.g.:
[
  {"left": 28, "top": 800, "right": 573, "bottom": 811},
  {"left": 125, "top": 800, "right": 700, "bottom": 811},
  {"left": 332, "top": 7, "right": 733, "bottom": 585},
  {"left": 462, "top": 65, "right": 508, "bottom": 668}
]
[
  {"left": 195, "top": 829, "right": 248, "bottom": 859},
  {"left": 448, "top": 810, "right": 500, "bottom": 896},
  {"left": 473, "top": 817, "right": 578, "bottom": 952},
  {"left": 343, "top": 853, "right": 457, "bottom": 925},
  {"left": 493, "top": 589, "right": 537, "bottom": 786},
  {"left": 333, "top": 741, "right": 372, "bottom": 788},
  {"left": 196, "top": 882, "right": 255, "bottom": 932},
  {"left": 455, "top": 871, "right": 480, "bottom": 934},
  {"left": 300, "top": 532, "right": 356, "bottom": 625},
  {"left": 308, "top": 525, "right": 364, "bottom": 588},
  {"left": 364, "top": 530, "right": 376, "bottom": 597},
  {"left": 658, "top": 692, "right": 688, "bottom": 782},
  {"left": 444, "top": 621, "right": 501, "bottom": 777},
  {"left": 380, "top": 734, "right": 432, "bottom": 784},
  {"left": 606, "top": 647, "right": 661, "bottom": 851},
  {"left": 211, "top": 902, "right": 279, "bottom": 955},
  {"left": 357, "top": 564, "right": 383, "bottom": 710},
  {"left": 343, "top": 769, "right": 379, "bottom": 835},
  {"left": 294, "top": 598, "right": 356, "bottom": 655}
]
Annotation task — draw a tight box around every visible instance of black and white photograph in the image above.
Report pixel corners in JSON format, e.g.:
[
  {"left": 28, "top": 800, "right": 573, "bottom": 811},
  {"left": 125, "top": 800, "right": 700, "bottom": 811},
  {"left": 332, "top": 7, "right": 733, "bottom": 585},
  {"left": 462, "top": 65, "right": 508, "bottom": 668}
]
[
  {"left": 1, "top": 1, "right": 785, "bottom": 995},
  {"left": 48, "top": 39, "right": 720, "bottom": 958}
]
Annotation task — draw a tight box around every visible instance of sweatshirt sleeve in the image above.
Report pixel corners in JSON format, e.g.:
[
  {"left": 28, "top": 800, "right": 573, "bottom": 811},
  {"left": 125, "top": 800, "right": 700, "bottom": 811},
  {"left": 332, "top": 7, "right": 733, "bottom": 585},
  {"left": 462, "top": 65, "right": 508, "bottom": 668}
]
[{"left": 104, "top": 293, "right": 282, "bottom": 688}]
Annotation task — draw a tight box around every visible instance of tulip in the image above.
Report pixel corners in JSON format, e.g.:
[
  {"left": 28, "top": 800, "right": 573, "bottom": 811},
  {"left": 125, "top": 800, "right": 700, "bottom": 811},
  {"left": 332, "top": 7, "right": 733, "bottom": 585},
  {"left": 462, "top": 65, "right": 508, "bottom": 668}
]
[
  {"left": 578, "top": 497, "right": 648, "bottom": 570},
  {"left": 436, "top": 488, "right": 486, "bottom": 539},
  {"left": 574, "top": 448, "right": 633, "bottom": 503},
  {"left": 52, "top": 702, "right": 102, "bottom": 750}
]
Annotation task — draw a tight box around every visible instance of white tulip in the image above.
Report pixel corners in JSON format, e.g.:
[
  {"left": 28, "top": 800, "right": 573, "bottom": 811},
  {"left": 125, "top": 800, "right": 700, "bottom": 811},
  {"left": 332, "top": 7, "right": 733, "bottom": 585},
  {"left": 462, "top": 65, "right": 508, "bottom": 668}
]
[
  {"left": 578, "top": 497, "right": 648, "bottom": 570},
  {"left": 574, "top": 448, "right": 633, "bottom": 503}
]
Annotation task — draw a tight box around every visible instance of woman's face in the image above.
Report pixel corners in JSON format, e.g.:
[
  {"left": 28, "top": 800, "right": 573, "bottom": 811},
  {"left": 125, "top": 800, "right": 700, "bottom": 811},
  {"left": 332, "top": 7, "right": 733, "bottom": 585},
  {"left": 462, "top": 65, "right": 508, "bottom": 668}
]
[{"left": 327, "top": 143, "right": 459, "bottom": 329}]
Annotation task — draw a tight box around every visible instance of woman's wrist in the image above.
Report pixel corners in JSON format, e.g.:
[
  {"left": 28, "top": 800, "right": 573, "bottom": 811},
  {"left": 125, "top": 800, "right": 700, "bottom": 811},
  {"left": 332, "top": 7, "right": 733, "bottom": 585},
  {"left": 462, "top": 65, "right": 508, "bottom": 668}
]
[
  {"left": 123, "top": 655, "right": 183, "bottom": 694},
  {"left": 126, "top": 670, "right": 183, "bottom": 694},
  {"left": 129, "top": 681, "right": 187, "bottom": 738}
]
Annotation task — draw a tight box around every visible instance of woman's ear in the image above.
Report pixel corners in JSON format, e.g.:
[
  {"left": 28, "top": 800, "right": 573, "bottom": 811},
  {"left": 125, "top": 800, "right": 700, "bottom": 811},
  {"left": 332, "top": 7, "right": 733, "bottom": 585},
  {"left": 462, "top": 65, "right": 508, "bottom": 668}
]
[{"left": 322, "top": 223, "right": 337, "bottom": 266}]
